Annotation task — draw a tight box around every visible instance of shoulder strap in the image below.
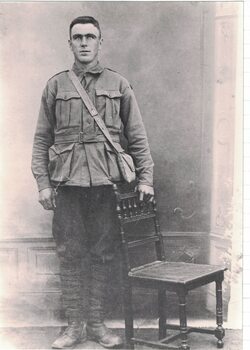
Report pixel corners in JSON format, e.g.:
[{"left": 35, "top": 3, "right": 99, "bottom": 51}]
[{"left": 68, "top": 70, "right": 121, "bottom": 154}]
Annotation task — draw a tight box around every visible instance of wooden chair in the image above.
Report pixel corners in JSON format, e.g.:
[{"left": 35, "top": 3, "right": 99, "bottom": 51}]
[{"left": 113, "top": 185, "right": 227, "bottom": 350}]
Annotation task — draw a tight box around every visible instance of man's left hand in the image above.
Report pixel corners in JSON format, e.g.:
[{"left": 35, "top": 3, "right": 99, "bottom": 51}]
[{"left": 137, "top": 184, "right": 154, "bottom": 202}]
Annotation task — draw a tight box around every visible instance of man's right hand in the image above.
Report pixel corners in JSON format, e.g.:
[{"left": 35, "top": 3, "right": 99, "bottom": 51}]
[{"left": 38, "top": 188, "right": 56, "bottom": 211}]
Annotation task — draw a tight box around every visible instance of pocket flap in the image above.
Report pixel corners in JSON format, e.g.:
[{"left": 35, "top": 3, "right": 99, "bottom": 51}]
[
  {"left": 95, "top": 89, "right": 122, "bottom": 98},
  {"left": 49, "top": 143, "right": 75, "bottom": 155},
  {"left": 56, "top": 91, "right": 81, "bottom": 100}
]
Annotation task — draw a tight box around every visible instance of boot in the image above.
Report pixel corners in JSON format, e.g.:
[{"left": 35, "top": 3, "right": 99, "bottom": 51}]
[
  {"left": 52, "top": 257, "right": 87, "bottom": 348},
  {"left": 52, "top": 321, "right": 87, "bottom": 349},
  {"left": 87, "top": 262, "right": 123, "bottom": 348},
  {"left": 87, "top": 323, "right": 122, "bottom": 349}
]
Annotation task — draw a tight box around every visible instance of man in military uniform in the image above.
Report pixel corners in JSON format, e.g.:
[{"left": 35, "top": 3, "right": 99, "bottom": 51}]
[{"left": 32, "top": 16, "right": 154, "bottom": 349}]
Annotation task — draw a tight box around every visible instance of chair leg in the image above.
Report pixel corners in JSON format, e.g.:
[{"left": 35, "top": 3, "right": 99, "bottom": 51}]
[
  {"left": 215, "top": 280, "right": 225, "bottom": 348},
  {"left": 158, "top": 289, "right": 167, "bottom": 339},
  {"left": 123, "top": 283, "right": 134, "bottom": 350},
  {"left": 178, "top": 291, "right": 190, "bottom": 350}
]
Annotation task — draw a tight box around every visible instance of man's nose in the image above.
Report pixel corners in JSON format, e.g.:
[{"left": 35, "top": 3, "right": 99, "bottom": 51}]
[{"left": 80, "top": 37, "right": 87, "bottom": 46}]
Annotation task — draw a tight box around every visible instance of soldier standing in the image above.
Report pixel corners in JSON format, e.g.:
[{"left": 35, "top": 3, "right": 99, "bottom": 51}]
[{"left": 32, "top": 16, "right": 154, "bottom": 349}]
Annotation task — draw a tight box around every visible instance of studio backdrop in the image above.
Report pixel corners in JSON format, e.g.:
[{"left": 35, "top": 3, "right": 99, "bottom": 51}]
[{"left": 0, "top": 1, "right": 242, "bottom": 327}]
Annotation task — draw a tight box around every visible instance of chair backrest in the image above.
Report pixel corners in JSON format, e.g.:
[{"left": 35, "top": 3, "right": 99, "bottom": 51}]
[{"left": 113, "top": 185, "right": 166, "bottom": 273}]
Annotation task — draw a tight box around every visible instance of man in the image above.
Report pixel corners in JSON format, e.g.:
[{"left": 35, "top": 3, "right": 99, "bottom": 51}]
[{"left": 32, "top": 16, "right": 154, "bottom": 349}]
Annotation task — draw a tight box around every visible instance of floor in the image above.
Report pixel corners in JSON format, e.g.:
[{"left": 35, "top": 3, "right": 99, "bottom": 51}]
[{"left": 0, "top": 326, "right": 242, "bottom": 350}]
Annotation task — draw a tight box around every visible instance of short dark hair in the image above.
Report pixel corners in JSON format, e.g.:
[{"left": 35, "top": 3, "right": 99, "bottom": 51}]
[{"left": 69, "top": 16, "right": 101, "bottom": 38}]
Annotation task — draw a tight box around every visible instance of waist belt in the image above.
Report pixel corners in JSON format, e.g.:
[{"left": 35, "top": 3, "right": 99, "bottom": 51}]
[{"left": 54, "top": 132, "right": 120, "bottom": 144}]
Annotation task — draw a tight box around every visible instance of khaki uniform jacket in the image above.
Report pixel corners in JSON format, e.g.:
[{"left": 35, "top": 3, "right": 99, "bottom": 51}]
[{"left": 32, "top": 63, "right": 154, "bottom": 191}]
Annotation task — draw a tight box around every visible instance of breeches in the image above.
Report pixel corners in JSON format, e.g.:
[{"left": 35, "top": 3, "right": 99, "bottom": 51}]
[
  {"left": 52, "top": 185, "right": 119, "bottom": 321},
  {"left": 52, "top": 185, "right": 119, "bottom": 263}
]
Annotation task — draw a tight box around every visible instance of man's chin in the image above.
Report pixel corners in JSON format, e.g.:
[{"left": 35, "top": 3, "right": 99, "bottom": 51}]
[
  {"left": 80, "top": 59, "right": 90, "bottom": 63},
  {"left": 76, "top": 56, "right": 94, "bottom": 64}
]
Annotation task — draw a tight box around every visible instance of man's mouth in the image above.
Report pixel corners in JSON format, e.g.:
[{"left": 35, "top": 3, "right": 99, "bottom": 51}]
[{"left": 80, "top": 50, "right": 90, "bottom": 54}]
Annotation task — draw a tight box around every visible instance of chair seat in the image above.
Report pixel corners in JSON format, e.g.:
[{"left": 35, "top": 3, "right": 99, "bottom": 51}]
[{"left": 129, "top": 260, "right": 226, "bottom": 285}]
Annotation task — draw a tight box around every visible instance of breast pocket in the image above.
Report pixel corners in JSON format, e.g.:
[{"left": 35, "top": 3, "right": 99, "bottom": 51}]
[
  {"left": 55, "top": 91, "right": 82, "bottom": 129},
  {"left": 95, "top": 89, "right": 122, "bottom": 129}
]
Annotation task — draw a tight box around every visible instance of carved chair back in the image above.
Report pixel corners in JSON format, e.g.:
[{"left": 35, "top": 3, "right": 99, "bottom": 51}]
[{"left": 113, "top": 185, "right": 166, "bottom": 273}]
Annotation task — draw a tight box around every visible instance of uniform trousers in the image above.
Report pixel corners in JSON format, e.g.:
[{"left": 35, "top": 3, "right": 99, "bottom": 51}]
[{"left": 52, "top": 185, "right": 119, "bottom": 322}]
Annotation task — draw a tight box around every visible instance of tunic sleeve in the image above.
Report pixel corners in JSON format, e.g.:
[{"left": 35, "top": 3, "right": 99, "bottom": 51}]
[
  {"left": 120, "top": 85, "right": 154, "bottom": 187},
  {"left": 31, "top": 84, "right": 55, "bottom": 191}
]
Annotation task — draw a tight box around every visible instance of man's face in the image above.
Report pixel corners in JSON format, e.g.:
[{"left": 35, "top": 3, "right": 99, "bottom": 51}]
[{"left": 69, "top": 23, "right": 102, "bottom": 65}]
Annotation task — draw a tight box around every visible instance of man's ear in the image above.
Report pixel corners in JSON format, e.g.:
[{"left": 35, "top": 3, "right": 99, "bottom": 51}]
[
  {"left": 68, "top": 39, "right": 72, "bottom": 51},
  {"left": 98, "top": 38, "right": 103, "bottom": 51}
]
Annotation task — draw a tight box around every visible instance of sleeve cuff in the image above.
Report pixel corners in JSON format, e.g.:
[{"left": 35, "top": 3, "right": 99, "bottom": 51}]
[
  {"left": 35, "top": 175, "right": 52, "bottom": 192},
  {"left": 137, "top": 180, "right": 154, "bottom": 187}
]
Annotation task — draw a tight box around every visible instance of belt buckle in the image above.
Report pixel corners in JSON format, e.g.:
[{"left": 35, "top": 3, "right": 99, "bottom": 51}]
[{"left": 79, "top": 132, "right": 84, "bottom": 143}]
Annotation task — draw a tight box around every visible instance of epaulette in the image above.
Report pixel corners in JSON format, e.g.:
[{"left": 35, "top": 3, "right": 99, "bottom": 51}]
[
  {"left": 48, "top": 69, "right": 69, "bottom": 82},
  {"left": 104, "top": 67, "right": 130, "bottom": 82},
  {"left": 105, "top": 67, "right": 119, "bottom": 74},
  {"left": 104, "top": 67, "right": 133, "bottom": 89}
]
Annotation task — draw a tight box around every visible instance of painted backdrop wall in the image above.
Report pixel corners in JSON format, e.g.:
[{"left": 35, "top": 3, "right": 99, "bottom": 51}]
[{"left": 0, "top": 1, "right": 212, "bottom": 239}]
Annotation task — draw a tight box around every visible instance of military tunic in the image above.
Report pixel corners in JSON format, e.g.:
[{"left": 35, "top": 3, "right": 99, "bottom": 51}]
[{"left": 32, "top": 62, "right": 154, "bottom": 191}]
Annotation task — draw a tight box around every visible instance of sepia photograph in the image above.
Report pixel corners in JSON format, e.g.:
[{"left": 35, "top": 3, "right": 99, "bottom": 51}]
[{"left": 0, "top": 1, "right": 243, "bottom": 349}]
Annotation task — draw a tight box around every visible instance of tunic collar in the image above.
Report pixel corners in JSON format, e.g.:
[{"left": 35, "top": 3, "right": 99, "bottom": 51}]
[{"left": 72, "top": 61, "right": 104, "bottom": 77}]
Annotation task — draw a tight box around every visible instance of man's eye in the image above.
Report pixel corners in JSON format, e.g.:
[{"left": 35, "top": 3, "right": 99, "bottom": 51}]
[{"left": 87, "top": 34, "right": 96, "bottom": 40}]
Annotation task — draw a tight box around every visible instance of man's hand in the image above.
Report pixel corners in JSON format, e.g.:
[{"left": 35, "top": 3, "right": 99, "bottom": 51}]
[
  {"left": 137, "top": 184, "right": 154, "bottom": 202},
  {"left": 38, "top": 188, "right": 56, "bottom": 211}
]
